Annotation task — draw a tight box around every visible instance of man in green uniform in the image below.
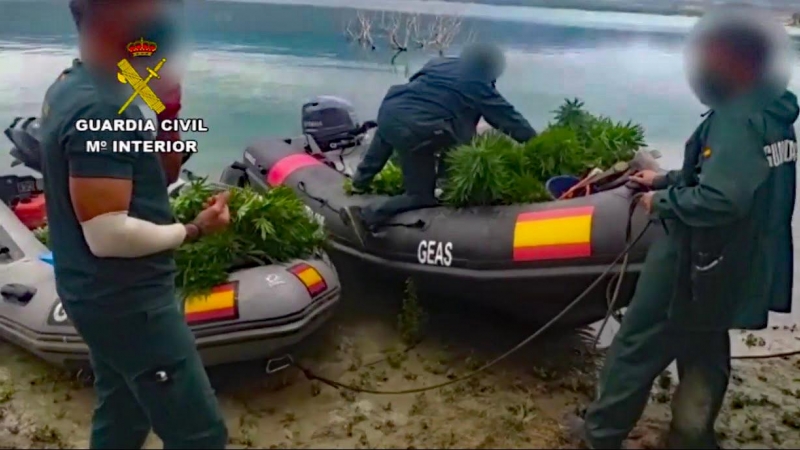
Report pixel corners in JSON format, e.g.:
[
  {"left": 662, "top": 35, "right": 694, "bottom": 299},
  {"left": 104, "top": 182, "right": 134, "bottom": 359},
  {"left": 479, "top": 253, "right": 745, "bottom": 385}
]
[
  {"left": 41, "top": 1, "right": 228, "bottom": 448},
  {"left": 341, "top": 43, "right": 535, "bottom": 246},
  {"left": 69, "top": 0, "right": 188, "bottom": 185},
  {"left": 568, "top": 13, "right": 798, "bottom": 449}
]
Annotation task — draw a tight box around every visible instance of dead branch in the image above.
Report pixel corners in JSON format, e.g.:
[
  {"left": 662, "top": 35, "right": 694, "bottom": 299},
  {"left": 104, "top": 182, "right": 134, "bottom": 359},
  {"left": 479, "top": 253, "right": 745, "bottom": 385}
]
[
  {"left": 423, "top": 15, "right": 464, "bottom": 54},
  {"left": 343, "top": 10, "right": 472, "bottom": 58},
  {"left": 344, "top": 10, "right": 376, "bottom": 50},
  {"left": 377, "top": 12, "right": 410, "bottom": 51}
]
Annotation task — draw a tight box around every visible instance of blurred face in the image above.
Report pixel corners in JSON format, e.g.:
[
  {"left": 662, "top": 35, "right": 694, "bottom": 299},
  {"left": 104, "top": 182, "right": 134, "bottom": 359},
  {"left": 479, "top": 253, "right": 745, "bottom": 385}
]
[
  {"left": 86, "top": 1, "right": 183, "bottom": 57},
  {"left": 490, "top": 55, "right": 506, "bottom": 81},
  {"left": 83, "top": 1, "right": 187, "bottom": 80},
  {"left": 684, "top": 7, "right": 794, "bottom": 107},
  {"left": 686, "top": 38, "right": 749, "bottom": 106}
]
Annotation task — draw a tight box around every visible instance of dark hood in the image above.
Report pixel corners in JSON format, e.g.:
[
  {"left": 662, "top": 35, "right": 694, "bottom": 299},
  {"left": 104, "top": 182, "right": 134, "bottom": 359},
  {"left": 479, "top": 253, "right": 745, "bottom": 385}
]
[{"left": 764, "top": 90, "right": 800, "bottom": 125}]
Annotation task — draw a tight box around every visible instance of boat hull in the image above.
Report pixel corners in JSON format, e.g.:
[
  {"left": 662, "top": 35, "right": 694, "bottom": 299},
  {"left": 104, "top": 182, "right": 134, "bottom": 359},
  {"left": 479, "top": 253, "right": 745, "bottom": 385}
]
[{"left": 224, "top": 136, "right": 662, "bottom": 326}]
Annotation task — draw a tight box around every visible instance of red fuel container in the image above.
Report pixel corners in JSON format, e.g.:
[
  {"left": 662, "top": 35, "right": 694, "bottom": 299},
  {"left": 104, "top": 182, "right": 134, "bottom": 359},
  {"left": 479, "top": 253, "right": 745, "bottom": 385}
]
[{"left": 12, "top": 194, "right": 47, "bottom": 230}]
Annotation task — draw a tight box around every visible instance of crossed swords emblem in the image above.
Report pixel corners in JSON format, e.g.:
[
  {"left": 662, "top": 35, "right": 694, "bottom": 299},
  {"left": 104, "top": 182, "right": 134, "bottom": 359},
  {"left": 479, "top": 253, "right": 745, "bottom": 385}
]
[{"left": 116, "top": 58, "right": 167, "bottom": 115}]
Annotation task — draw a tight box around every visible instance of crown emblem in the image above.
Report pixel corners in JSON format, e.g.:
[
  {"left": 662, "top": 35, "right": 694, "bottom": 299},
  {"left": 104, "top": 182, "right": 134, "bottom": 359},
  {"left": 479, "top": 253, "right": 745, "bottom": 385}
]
[{"left": 126, "top": 38, "right": 158, "bottom": 57}]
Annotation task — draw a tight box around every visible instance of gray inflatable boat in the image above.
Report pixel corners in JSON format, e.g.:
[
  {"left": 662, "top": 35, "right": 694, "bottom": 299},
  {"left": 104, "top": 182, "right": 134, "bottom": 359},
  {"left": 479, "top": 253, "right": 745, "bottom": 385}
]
[{"left": 2, "top": 117, "right": 341, "bottom": 373}]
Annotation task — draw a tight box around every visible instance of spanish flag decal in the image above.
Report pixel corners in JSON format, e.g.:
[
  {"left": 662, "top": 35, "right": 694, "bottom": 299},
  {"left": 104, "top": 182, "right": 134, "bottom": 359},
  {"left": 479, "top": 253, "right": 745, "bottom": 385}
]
[
  {"left": 513, "top": 206, "right": 594, "bottom": 261},
  {"left": 184, "top": 282, "right": 239, "bottom": 325},
  {"left": 288, "top": 263, "right": 327, "bottom": 297}
]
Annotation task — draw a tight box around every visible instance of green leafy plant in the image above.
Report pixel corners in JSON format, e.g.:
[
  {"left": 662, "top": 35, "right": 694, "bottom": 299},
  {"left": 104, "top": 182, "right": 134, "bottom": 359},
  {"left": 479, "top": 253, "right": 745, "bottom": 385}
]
[
  {"left": 34, "top": 179, "right": 326, "bottom": 300},
  {"left": 345, "top": 98, "right": 646, "bottom": 206},
  {"left": 33, "top": 227, "right": 48, "bottom": 247},
  {"left": 343, "top": 160, "right": 405, "bottom": 196}
]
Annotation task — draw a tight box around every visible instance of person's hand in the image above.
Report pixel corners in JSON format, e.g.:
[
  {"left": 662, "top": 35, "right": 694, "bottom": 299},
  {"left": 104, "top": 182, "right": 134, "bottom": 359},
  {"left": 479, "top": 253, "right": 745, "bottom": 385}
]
[
  {"left": 203, "top": 192, "right": 228, "bottom": 208},
  {"left": 639, "top": 191, "right": 654, "bottom": 213},
  {"left": 192, "top": 191, "right": 230, "bottom": 235},
  {"left": 629, "top": 170, "right": 659, "bottom": 188}
]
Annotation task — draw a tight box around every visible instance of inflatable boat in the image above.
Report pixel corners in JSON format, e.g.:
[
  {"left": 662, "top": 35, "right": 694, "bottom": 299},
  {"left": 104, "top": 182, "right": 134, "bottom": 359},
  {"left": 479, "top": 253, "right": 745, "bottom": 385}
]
[
  {"left": 219, "top": 97, "right": 663, "bottom": 326},
  {"left": 1, "top": 117, "right": 341, "bottom": 373}
]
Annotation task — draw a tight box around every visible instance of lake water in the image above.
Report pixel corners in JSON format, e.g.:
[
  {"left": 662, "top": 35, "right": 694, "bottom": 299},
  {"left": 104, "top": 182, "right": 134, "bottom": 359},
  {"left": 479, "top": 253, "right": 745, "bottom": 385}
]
[{"left": 1, "top": 0, "right": 799, "bottom": 348}]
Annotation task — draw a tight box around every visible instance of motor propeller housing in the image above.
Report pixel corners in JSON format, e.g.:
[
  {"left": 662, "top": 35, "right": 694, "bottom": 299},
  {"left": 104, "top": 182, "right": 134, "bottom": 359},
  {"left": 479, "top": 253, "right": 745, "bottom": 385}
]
[{"left": 5, "top": 117, "right": 43, "bottom": 173}]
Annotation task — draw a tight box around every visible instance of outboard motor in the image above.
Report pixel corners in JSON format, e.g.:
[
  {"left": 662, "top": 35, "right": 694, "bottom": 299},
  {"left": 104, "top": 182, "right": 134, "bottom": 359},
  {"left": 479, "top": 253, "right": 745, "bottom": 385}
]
[
  {"left": 5, "top": 117, "right": 44, "bottom": 173},
  {"left": 301, "top": 96, "right": 375, "bottom": 154}
]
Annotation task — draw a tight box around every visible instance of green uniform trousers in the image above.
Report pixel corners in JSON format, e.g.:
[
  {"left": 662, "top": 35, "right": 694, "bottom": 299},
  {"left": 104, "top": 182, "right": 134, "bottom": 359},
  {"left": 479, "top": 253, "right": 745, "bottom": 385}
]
[
  {"left": 353, "top": 129, "right": 447, "bottom": 227},
  {"left": 65, "top": 300, "right": 228, "bottom": 449},
  {"left": 584, "top": 236, "right": 730, "bottom": 449}
]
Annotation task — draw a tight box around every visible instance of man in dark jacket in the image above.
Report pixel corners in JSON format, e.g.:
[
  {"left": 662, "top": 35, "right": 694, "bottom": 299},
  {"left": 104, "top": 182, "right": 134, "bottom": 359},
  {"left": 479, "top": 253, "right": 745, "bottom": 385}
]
[
  {"left": 568, "top": 13, "right": 797, "bottom": 449},
  {"left": 341, "top": 43, "right": 536, "bottom": 246}
]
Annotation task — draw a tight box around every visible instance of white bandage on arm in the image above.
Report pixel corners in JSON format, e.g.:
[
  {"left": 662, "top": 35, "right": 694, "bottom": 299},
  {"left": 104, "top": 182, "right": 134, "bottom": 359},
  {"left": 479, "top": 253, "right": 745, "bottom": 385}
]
[{"left": 80, "top": 211, "right": 187, "bottom": 258}]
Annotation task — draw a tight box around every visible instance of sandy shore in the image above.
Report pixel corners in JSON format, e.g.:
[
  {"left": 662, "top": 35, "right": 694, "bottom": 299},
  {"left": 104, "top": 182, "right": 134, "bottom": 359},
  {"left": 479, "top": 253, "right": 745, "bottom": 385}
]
[{"left": 0, "top": 270, "right": 799, "bottom": 449}]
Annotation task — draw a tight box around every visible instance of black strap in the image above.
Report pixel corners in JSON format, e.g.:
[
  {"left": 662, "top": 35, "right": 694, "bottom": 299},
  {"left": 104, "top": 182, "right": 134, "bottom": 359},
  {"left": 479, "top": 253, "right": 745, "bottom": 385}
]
[
  {"left": 383, "top": 219, "right": 426, "bottom": 229},
  {"left": 297, "top": 181, "right": 339, "bottom": 214}
]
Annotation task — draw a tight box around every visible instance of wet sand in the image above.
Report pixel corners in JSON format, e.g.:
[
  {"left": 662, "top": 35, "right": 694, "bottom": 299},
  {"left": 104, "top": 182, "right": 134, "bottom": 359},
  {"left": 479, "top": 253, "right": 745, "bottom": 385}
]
[{"left": 0, "top": 266, "right": 799, "bottom": 449}]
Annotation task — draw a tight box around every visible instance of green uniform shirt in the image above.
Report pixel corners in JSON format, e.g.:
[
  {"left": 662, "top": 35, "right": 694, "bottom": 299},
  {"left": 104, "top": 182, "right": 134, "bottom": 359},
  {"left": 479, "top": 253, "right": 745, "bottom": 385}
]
[
  {"left": 40, "top": 59, "right": 177, "bottom": 314},
  {"left": 651, "top": 86, "right": 798, "bottom": 330}
]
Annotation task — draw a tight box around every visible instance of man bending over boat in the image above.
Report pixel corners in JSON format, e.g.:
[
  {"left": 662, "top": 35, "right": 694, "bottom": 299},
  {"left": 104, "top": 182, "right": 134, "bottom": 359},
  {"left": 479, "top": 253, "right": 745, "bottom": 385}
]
[
  {"left": 566, "top": 11, "right": 797, "bottom": 449},
  {"left": 341, "top": 42, "right": 536, "bottom": 246},
  {"left": 40, "top": 1, "right": 229, "bottom": 448}
]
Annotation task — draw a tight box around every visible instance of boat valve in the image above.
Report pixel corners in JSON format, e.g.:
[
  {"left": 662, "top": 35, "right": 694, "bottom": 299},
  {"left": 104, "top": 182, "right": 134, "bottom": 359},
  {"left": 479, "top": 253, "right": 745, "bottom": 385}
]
[{"left": 266, "top": 354, "right": 294, "bottom": 374}]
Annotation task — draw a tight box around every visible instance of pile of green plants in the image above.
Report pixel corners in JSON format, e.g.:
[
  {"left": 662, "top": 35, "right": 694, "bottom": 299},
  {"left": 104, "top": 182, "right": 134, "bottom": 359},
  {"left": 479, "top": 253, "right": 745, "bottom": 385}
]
[
  {"left": 345, "top": 98, "right": 646, "bottom": 206},
  {"left": 34, "top": 179, "right": 326, "bottom": 299},
  {"left": 343, "top": 159, "right": 405, "bottom": 196}
]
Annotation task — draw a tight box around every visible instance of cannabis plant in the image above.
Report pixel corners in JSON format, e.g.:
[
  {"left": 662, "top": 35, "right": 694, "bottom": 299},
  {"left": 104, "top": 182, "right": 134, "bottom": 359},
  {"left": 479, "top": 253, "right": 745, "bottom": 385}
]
[
  {"left": 550, "top": 98, "right": 646, "bottom": 168},
  {"left": 343, "top": 160, "right": 405, "bottom": 196},
  {"left": 172, "top": 179, "right": 326, "bottom": 298},
  {"left": 344, "top": 98, "right": 647, "bottom": 207},
  {"left": 34, "top": 179, "right": 326, "bottom": 300}
]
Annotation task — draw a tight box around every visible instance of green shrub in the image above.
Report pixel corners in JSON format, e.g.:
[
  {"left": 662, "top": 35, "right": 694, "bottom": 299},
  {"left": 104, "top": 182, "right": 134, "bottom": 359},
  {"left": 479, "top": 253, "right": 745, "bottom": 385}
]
[
  {"left": 34, "top": 179, "right": 326, "bottom": 300},
  {"left": 346, "top": 98, "right": 646, "bottom": 206}
]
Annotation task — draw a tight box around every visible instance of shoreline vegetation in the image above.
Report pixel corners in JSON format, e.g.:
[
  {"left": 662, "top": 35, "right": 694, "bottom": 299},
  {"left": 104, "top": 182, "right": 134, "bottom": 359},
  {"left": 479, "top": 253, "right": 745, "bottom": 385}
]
[{"left": 0, "top": 278, "right": 799, "bottom": 448}]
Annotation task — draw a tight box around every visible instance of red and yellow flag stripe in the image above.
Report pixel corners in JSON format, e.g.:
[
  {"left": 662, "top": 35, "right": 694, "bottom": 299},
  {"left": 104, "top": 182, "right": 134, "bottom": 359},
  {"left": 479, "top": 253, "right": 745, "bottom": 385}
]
[
  {"left": 288, "top": 263, "right": 327, "bottom": 297},
  {"left": 513, "top": 206, "right": 594, "bottom": 261},
  {"left": 185, "top": 282, "right": 239, "bottom": 325}
]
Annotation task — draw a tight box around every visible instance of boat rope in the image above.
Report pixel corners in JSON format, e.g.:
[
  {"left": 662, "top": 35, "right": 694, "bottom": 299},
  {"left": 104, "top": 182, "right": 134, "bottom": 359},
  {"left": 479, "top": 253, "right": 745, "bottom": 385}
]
[
  {"left": 292, "top": 184, "right": 800, "bottom": 394},
  {"left": 291, "top": 195, "right": 653, "bottom": 395},
  {"left": 732, "top": 348, "right": 800, "bottom": 360},
  {"left": 591, "top": 193, "right": 644, "bottom": 348}
]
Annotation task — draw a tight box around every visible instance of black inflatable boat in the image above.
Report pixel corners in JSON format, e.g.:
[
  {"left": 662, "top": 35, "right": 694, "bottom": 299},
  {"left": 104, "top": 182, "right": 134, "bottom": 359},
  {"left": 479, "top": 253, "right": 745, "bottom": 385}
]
[{"left": 221, "top": 133, "right": 662, "bottom": 327}]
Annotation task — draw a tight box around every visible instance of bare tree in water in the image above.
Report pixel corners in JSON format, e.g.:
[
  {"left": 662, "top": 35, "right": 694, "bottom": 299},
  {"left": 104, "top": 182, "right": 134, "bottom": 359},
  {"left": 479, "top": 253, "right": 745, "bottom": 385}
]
[
  {"left": 344, "top": 10, "right": 476, "bottom": 64},
  {"left": 344, "top": 11, "right": 377, "bottom": 50}
]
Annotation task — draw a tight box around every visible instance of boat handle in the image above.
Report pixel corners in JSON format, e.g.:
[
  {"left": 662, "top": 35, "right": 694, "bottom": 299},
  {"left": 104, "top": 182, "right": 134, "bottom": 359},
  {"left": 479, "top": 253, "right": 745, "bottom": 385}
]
[
  {"left": 265, "top": 354, "right": 294, "bottom": 374},
  {"left": 1, "top": 283, "right": 36, "bottom": 305}
]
